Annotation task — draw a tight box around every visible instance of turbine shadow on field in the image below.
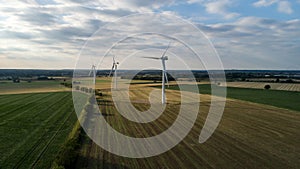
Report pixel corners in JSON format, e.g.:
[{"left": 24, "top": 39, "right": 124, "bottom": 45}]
[
  {"left": 75, "top": 155, "right": 130, "bottom": 169},
  {"left": 100, "top": 113, "right": 114, "bottom": 117},
  {"left": 97, "top": 99, "right": 114, "bottom": 106}
]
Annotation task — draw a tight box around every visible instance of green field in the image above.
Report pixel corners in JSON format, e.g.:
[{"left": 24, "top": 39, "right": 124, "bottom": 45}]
[
  {"left": 0, "top": 92, "right": 77, "bottom": 169},
  {"left": 95, "top": 79, "right": 112, "bottom": 83},
  {"left": 0, "top": 80, "right": 69, "bottom": 94},
  {"left": 167, "top": 84, "right": 300, "bottom": 112}
]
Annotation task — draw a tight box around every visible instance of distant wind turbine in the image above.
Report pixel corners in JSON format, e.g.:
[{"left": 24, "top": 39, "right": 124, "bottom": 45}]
[
  {"left": 88, "top": 64, "right": 97, "bottom": 86},
  {"left": 143, "top": 42, "right": 171, "bottom": 104},
  {"left": 109, "top": 55, "right": 119, "bottom": 89}
]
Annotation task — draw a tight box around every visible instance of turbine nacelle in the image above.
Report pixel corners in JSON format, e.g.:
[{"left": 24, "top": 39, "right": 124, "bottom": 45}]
[
  {"left": 109, "top": 54, "right": 119, "bottom": 89},
  {"left": 88, "top": 65, "right": 96, "bottom": 76},
  {"left": 142, "top": 41, "right": 172, "bottom": 104},
  {"left": 162, "top": 56, "right": 168, "bottom": 60}
]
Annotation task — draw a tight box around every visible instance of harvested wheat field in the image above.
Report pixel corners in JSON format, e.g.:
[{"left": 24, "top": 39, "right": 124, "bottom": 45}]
[
  {"left": 223, "top": 82, "right": 300, "bottom": 92},
  {"left": 73, "top": 84, "right": 300, "bottom": 169}
]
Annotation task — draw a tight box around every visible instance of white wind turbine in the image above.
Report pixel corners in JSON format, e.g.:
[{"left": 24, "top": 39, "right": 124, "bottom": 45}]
[
  {"left": 108, "top": 55, "right": 119, "bottom": 89},
  {"left": 143, "top": 42, "right": 171, "bottom": 104},
  {"left": 88, "top": 64, "right": 96, "bottom": 86}
]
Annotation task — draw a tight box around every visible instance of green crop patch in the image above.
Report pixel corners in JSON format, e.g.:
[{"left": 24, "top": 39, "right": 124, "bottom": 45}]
[
  {"left": 0, "top": 81, "right": 69, "bottom": 95},
  {"left": 0, "top": 92, "right": 77, "bottom": 169},
  {"left": 167, "top": 84, "right": 300, "bottom": 112}
]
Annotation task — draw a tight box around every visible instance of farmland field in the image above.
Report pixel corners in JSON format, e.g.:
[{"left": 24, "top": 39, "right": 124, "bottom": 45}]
[
  {"left": 2, "top": 78, "right": 300, "bottom": 169},
  {"left": 223, "top": 82, "right": 300, "bottom": 92},
  {"left": 0, "top": 92, "right": 77, "bottom": 169},
  {"left": 168, "top": 84, "right": 300, "bottom": 112},
  {"left": 73, "top": 85, "right": 300, "bottom": 169},
  {"left": 0, "top": 80, "right": 70, "bottom": 95}
]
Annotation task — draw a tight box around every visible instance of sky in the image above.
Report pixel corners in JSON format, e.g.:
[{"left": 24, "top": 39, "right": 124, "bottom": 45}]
[{"left": 0, "top": 0, "right": 299, "bottom": 70}]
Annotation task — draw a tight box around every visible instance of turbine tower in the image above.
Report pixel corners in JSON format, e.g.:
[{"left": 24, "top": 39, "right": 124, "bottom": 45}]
[
  {"left": 109, "top": 55, "right": 119, "bottom": 89},
  {"left": 143, "top": 42, "right": 171, "bottom": 104},
  {"left": 88, "top": 64, "right": 96, "bottom": 86}
]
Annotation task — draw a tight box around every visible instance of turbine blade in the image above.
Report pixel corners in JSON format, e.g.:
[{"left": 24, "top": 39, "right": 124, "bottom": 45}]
[
  {"left": 113, "top": 54, "right": 116, "bottom": 64},
  {"left": 108, "top": 64, "right": 114, "bottom": 77},
  {"left": 88, "top": 69, "right": 92, "bottom": 76},
  {"left": 161, "top": 41, "right": 171, "bottom": 58},
  {"left": 142, "top": 56, "right": 161, "bottom": 60}
]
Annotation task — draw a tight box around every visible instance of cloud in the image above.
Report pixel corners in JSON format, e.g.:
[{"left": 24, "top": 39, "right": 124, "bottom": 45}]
[
  {"left": 0, "top": 1, "right": 143, "bottom": 68},
  {"left": 0, "top": 0, "right": 299, "bottom": 69},
  {"left": 187, "top": 0, "right": 239, "bottom": 19},
  {"left": 253, "top": 0, "right": 293, "bottom": 14},
  {"left": 57, "top": 0, "right": 177, "bottom": 12},
  {"left": 196, "top": 17, "right": 300, "bottom": 69},
  {"left": 253, "top": 0, "right": 278, "bottom": 7},
  {"left": 278, "top": 1, "right": 293, "bottom": 14},
  {"left": 17, "top": 10, "right": 58, "bottom": 26},
  {"left": 0, "top": 30, "right": 34, "bottom": 39},
  {"left": 205, "top": 0, "right": 239, "bottom": 19}
]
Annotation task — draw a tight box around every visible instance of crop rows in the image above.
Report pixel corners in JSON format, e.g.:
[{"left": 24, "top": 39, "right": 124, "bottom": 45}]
[
  {"left": 0, "top": 92, "right": 77, "bottom": 169},
  {"left": 73, "top": 87, "right": 300, "bottom": 168}
]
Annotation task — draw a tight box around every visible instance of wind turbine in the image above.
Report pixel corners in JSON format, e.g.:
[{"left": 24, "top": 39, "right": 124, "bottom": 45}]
[
  {"left": 143, "top": 42, "right": 171, "bottom": 104},
  {"left": 88, "top": 64, "right": 97, "bottom": 86},
  {"left": 109, "top": 55, "right": 119, "bottom": 89}
]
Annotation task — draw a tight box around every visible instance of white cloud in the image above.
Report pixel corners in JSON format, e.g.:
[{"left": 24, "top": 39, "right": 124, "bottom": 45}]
[
  {"left": 253, "top": 0, "right": 278, "bottom": 7},
  {"left": 188, "top": 0, "right": 239, "bottom": 19},
  {"left": 253, "top": 0, "right": 293, "bottom": 14},
  {"left": 205, "top": 0, "right": 239, "bottom": 19},
  {"left": 278, "top": 1, "right": 293, "bottom": 14}
]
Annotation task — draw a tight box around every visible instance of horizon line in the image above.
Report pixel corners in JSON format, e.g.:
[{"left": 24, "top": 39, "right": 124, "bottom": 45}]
[{"left": 1, "top": 68, "right": 300, "bottom": 71}]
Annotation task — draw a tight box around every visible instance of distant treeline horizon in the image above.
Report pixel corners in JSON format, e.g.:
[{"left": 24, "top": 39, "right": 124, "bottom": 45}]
[{"left": 0, "top": 69, "right": 300, "bottom": 80}]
